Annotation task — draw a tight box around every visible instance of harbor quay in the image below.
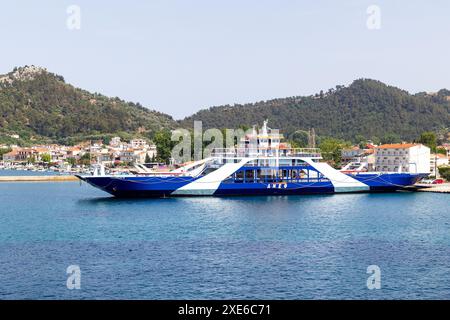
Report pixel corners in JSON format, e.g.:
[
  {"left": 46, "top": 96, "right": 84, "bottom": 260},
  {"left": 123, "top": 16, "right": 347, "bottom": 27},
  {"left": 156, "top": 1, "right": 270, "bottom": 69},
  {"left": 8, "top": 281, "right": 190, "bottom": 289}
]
[{"left": 0, "top": 175, "right": 79, "bottom": 182}]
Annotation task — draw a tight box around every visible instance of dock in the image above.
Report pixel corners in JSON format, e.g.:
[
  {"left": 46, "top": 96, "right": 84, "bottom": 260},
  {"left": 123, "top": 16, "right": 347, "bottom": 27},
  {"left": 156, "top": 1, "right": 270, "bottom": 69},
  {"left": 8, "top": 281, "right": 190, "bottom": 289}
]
[
  {"left": 0, "top": 175, "right": 79, "bottom": 182},
  {"left": 405, "top": 183, "right": 450, "bottom": 194}
]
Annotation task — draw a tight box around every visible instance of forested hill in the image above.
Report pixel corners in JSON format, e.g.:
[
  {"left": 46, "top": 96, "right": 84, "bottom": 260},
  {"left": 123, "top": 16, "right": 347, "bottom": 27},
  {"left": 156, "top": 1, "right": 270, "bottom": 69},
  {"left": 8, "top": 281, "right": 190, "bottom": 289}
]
[
  {"left": 0, "top": 66, "right": 176, "bottom": 144},
  {"left": 1, "top": 66, "right": 449, "bottom": 146},
  {"left": 180, "top": 79, "right": 450, "bottom": 142}
]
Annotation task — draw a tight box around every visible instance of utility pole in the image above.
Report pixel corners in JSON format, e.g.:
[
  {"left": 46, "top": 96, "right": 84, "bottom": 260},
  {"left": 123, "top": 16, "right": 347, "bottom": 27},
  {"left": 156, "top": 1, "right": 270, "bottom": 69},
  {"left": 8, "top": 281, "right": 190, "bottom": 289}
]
[
  {"left": 308, "top": 128, "right": 316, "bottom": 148},
  {"left": 435, "top": 153, "right": 438, "bottom": 179}
]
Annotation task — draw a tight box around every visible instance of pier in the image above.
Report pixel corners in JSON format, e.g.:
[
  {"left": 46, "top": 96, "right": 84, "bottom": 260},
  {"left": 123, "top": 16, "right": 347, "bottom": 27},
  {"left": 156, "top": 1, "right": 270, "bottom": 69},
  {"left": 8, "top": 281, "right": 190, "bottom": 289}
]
[
  {"left": 405, "top": 183, "right": 450, "bottom": 194},
  {"left": 0, "top": 175, "right": 79, "bottom": 182},
  {"left": 415, "top": 183, "right": 450, "bottom": 193}
]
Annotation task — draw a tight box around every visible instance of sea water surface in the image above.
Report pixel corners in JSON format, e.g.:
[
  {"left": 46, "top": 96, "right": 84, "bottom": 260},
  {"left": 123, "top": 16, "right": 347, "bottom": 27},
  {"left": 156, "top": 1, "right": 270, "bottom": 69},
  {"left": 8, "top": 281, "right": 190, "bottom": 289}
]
[{"left": 0, "top": 179, "right": 449, "bottom": 299}]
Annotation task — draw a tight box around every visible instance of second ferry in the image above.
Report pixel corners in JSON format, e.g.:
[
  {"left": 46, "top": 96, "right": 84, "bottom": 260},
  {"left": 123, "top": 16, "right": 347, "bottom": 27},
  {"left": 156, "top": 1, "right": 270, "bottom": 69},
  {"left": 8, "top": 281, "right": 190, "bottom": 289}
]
[{"left": 77, "top": 121, "right": 428, "bottom": 197}]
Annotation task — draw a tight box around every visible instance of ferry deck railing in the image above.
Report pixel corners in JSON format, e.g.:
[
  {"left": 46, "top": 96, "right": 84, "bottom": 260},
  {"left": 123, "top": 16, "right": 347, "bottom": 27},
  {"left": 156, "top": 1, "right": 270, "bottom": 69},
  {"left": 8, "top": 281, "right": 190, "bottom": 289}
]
[{"left": 210, "top": 147, "right": 322, "bottom": 159}]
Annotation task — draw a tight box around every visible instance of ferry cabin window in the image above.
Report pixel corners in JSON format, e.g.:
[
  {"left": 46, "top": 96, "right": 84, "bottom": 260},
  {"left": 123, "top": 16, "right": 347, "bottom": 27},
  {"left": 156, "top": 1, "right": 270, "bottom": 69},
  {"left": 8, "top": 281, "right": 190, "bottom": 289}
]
[
  {"left": 245, "top": 170, "right": 255, "bottom": 183},
  {"left": 233, "top": 167, "right": 314, "bottom": 183},
  {"left": 235, "top": 170, "right": 244, "bottom": 182},
  {"left": 256, "top": 169, "right": 263, "bottom": 182}
]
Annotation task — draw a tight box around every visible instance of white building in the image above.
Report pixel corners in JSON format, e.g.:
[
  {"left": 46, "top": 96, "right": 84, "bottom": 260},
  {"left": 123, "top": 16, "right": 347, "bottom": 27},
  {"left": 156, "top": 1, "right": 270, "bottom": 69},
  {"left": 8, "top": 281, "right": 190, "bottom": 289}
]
[
  {"left": 440, "top": 144, "right": 450, "bottom": 158},
  {"left": 110, "top": 137, "right": 122, "bottom": 147},
  {"left": 130, "top": 139, "right": 148, "bottom": 149},
  {"left": 341, "top": 146, "right": 364, "bottom": 164},
  {"left": 430, "top": 153, "right": 449, "bottom": 177},
  {"left": 145, "top": 145, "right": 157, "bottom": 160},
  {"left": 119, "top": 149, "right": 136, "bottom": 163},
  {"left": 374, "top": 143, "right": 430, "bottom": 174},
  {"left": 119, "top": 148, "right": 156, "bottom": 164}
]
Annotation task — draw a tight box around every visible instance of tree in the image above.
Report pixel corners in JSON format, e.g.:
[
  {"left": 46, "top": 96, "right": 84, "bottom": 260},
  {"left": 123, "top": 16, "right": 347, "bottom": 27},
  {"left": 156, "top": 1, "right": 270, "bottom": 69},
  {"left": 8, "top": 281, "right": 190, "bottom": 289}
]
[
  {"left": 319, "top": 138, "right": 351, "bottom": 168},
  {"left": 370, "top": 136, "right": 381, "bottom": 145},
  {"left": 436, "top": 147, "right": 447, "bottom": 155},
  {"left": 438, "top": 166, "right": 450, "bottom": 181},
  {"left": 381, "top": 133, "right": 401, "bottom": 144},
  {"left": 355, "top": 134, "right": 366, "bottom": 148},
  {"left": 289, "top": 130, "right": 309, "bottom": 148},
  {"left": 144, "top": 153, "right": 151, "bottom": 163},
  {"left": 419, "top": 132, "right": 437, "bottom": 152},
  {"left": 67, "top": 157, "right": 76, "bottom": 166},
  {"left": 153, "top": 130, "right": 172, "bottom": 163},
  {"left": 80, "top": 152, "right": 91, "bottom": 166},
  {"left": 0, "top": 147, "right": 12, "bottom": 158},
  {"left": 41, "top": 153, "right": 51, "bottom": 163}
]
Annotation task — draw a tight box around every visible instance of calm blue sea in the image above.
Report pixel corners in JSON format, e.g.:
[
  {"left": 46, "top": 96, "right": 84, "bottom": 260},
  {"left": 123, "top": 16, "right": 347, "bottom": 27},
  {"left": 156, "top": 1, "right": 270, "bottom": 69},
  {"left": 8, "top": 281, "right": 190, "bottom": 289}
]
[
  {"left": 0, "top": 169, "right": 59, "bottom": 176},
  {"left": 0, "top": 180, "right": 449, "bottom": 299}
]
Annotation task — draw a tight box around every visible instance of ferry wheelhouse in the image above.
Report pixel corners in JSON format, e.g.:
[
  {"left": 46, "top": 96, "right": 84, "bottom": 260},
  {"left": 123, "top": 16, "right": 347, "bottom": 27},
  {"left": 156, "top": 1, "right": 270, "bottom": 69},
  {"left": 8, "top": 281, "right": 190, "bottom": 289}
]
[{"left": 78, "top": 122, "right": 427, "bottom": 197}]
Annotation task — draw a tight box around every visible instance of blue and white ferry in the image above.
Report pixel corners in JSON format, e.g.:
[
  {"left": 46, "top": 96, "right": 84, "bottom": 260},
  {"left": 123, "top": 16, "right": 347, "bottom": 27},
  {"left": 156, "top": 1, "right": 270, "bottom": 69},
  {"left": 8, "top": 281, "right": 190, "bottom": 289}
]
[{"left": 78, "top": 122, "right": 427, "bottom": 197}]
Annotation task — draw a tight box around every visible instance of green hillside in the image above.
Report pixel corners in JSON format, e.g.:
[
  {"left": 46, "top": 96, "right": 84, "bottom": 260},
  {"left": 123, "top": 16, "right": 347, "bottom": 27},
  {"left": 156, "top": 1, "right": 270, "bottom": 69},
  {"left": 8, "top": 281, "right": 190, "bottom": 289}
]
[
  {"left": 0, "top": 66, "right": 176, "bottom": 145},
  {"left": 180, "top": 79, "right": 450, "bottom": 142},
  {"left": 1, "top": 66, "right": 449, "bottom": 146}
]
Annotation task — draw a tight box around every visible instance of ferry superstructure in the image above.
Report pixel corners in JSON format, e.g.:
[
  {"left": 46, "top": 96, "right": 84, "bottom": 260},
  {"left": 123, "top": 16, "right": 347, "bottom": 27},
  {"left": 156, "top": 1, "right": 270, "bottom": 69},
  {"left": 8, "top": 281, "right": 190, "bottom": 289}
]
[{"left": 78, "top": 122, "right": 427, "bottom": 197}]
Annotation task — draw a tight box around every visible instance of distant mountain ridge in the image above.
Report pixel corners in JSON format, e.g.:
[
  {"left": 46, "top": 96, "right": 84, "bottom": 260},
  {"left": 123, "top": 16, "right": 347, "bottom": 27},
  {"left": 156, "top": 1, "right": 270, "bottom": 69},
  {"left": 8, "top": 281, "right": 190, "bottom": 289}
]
[
  {"left": 0, "top": 66, "right": 449, "bottom": 145},
  {"left": 180, "top": 79, "right": 450, "bottom": 142}
]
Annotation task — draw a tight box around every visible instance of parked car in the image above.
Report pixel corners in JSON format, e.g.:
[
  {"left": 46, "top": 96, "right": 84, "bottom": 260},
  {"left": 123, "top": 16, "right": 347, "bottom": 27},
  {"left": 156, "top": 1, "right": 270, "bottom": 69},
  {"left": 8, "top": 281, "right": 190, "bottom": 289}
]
[
  {"left": 420, "top": 179, "right": 434, "bottom": 184},
  {"left": 432, "top": 179, "right": 444, "bottom": 184}
]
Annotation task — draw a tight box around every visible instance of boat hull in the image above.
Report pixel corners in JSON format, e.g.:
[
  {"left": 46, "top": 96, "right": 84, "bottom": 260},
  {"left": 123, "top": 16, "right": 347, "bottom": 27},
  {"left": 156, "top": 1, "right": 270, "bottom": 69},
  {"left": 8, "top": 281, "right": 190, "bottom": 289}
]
[{"left": 78, "top": 173, "right": 426, "bottom": 198}]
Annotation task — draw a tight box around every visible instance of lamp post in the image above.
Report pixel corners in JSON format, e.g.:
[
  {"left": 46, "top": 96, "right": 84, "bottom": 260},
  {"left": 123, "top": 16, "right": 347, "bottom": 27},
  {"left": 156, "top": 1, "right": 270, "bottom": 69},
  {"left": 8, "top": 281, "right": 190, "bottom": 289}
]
[{"left": 435, "top": 153, "right": 438, "bottom": 179}]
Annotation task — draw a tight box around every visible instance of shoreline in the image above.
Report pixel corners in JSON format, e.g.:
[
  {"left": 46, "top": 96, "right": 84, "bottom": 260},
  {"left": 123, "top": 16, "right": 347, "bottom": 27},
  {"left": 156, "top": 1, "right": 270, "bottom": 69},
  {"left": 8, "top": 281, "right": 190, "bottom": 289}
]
[
  {"left": 0, "top": 175, "right": 448, "bottom": 193},
  {"left": 0, "top": 175, "right": 79, "bottom": 182},
  {"left": 413, "top": 183, "right": 450, "bottom": 193}
]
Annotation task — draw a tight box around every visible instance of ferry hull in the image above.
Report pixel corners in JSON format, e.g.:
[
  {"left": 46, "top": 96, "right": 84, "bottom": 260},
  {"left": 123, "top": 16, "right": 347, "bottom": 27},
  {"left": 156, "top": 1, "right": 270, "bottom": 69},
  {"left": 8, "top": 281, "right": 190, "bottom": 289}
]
[{"left": 78, "top": 173, "right": 425, "bottom": 198}]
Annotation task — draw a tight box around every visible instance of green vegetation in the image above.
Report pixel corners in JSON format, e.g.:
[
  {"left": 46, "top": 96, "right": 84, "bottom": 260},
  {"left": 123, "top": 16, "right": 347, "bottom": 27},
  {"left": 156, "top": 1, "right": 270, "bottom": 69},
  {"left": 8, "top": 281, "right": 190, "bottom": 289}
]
[
  {"left": 153, "top": 130, "right": 173, "bottom": 163},
  {"left": 319, "top": 138, "right": 351, "bottom": 168},
  {"left": 418, "top": 132, "right": 437, "bottom": 152},
  {"left": 79, "top": 152, "right": 91, "bottom": 166},
  {"left": 0, "top": 66, "right": 176, "bottom": 145},
  {"left": 0, "top": 147, "right": 12, "bottom": 157},
  {"left": 1, "top": 67, "right": 449, "bottom": 153},
  {"left": 40, "top": 153, "right": 51, "bottom": 163},
  {"left": 67, "top": 157, "right": 77, "bottom": 166},
  {"left": 288, "top": 130, "right": 309, "bottom": 148},
  {"left": 380, "top": 133, "right": 401, "bottom": 144},
  {"left": 438, "top": 166, "right": 450, "bottom": 181},
  {"left": 436, "top": 147, "right": 447, "bottom": 155},
  {"left": 180, "top": 79, "right": 450, "bottom": 142}
]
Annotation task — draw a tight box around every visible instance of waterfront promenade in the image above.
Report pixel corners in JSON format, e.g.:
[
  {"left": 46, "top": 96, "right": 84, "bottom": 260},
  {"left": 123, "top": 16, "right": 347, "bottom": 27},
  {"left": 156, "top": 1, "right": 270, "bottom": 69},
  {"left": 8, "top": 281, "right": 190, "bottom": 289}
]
[
  {"left": 414, "top": 183, "right": 450, "bottom": 194},
  {"left": 0, "top": 175, "right": 78, "bottom": 182}
]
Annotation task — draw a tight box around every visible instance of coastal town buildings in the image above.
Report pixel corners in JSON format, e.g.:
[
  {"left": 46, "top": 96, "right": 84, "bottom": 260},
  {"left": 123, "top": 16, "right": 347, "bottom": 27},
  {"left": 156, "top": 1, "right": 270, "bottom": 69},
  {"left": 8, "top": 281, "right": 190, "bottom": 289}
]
[
  {"left": 343, "top": 142, "right": 447, "bottom": 175},
  {"left": 341, "top": 145, "right": 376, "bottom": 171},
  {"left": 2, "top": 149, "right": 19, "bottom": 162},
  {"left": 1, "top": 137, "right": 158, "bottom": 167},
  {"left": 430, "top": 153, "right": 449, "bottom": 178},
  {"left": 130, "top": 138, "right": 148, "bottom": 149},
  {"left": 110, "top": 136, "right": 122, "bottom": 147},
  {"left": 341, "top": 146, "right": 364, "bottom": 164},
  {"left": 440, "top": 144, "right": 450, "bottom": 158},
  {"left": 2, "top": 134, "right": 448, "bottom": 179},
  {"left": 374, "top": 143, "right": 430, "bottom": 173},
  {"left": 342, "top": 146, "right": 375, "bottom": 163}
]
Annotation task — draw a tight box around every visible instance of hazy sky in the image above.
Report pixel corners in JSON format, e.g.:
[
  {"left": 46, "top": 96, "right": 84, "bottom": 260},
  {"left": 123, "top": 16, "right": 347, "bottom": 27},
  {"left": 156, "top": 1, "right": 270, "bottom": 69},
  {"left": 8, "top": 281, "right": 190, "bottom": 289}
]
[{"left": 1, "top": 0, "right": 449, "bottom": 119}]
